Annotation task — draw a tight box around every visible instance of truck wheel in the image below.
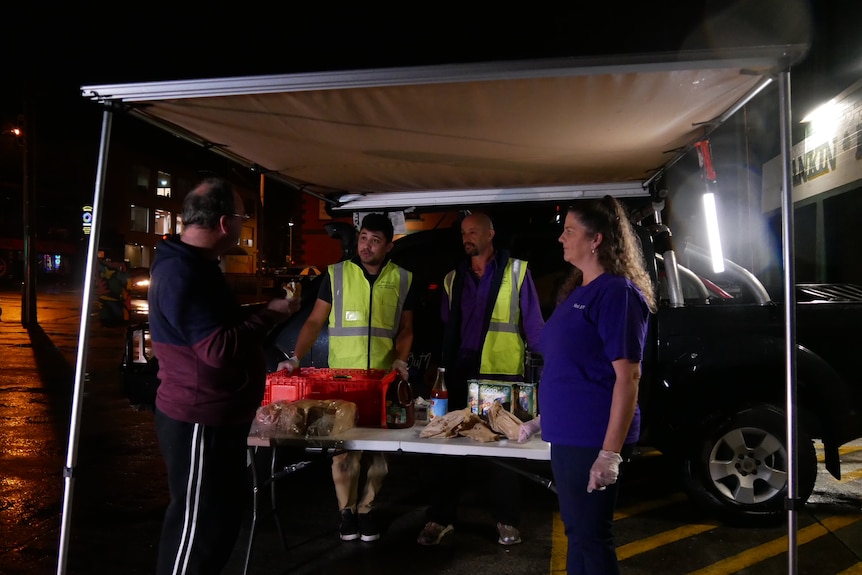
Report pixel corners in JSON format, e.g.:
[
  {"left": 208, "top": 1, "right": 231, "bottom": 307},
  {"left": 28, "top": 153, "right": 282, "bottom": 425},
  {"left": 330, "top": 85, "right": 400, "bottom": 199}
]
[{"left": 681, "top": 404, "right": 817, "bottom": 526}]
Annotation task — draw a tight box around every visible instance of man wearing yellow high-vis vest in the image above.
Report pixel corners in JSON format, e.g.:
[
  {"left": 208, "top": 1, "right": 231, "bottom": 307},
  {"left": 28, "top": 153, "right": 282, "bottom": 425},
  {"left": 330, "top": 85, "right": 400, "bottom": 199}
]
[
  {"left": 417, "top": 212, "right": 544, "bottom": 547},
  {"left": 277, "top": 213, "right": 414, "bottom": 543}
]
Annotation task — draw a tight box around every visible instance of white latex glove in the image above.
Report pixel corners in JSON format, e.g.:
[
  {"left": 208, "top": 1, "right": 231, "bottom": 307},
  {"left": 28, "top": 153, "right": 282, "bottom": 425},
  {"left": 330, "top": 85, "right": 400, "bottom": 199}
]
[
  {"left": 517, "top": 415, "right": 541, "bottom": 443},
  {"left": 392, "top": 359, "right": 409, "bottom": 382},
  {"left": 587, "top": 450, "right": 623, "bottom": 493},
  {"left": 275, "top": 355, "right": 300, "bottom": 374}
]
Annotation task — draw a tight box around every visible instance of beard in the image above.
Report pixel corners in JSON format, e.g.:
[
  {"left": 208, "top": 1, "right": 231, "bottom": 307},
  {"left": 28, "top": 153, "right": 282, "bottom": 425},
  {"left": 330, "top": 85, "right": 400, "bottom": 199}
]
[
  {"left": 463, "top": 243, "right": 479, "bottom": 257},
  {"left": 359, "top": 251, "right": 383, "bottom": 266}
]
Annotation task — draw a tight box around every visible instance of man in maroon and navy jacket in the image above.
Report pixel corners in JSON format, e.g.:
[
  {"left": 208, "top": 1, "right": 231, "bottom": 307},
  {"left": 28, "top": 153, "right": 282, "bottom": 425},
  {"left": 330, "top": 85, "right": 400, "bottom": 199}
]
[{"left": 149, "top": 177, "right": 299, "bottom": 575}]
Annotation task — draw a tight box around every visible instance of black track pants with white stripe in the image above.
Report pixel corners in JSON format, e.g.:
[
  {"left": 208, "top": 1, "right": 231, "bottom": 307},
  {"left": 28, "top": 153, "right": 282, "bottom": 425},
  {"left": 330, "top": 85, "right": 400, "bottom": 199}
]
[{"left": 155, "top": 408, "right": 251, "bottom": 575}]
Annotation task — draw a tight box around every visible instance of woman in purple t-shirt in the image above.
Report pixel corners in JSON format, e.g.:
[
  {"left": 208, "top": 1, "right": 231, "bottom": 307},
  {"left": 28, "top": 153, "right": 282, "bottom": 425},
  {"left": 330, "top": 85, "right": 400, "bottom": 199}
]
[{"left": 539, "top": 196, "right": 656, "bottom": 575}]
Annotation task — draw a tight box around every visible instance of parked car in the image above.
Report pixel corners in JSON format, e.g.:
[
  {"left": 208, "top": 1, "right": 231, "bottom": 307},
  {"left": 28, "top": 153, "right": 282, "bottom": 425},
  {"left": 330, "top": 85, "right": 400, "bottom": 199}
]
[
  {"left": 128, "top": 267, "right": 150, "bottom": 298},
  {"left": 272, "top": 265, "right": 321, "bottom": 280},
  {"left": 121, "top": 322, "right": 159, "bottom": 411}
]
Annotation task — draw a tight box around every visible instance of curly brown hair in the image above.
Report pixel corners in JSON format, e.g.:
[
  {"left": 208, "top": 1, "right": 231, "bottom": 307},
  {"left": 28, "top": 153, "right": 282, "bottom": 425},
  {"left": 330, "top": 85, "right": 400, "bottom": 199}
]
[{"left": 556, "top": 195, "right": 657, "bottom": 313}]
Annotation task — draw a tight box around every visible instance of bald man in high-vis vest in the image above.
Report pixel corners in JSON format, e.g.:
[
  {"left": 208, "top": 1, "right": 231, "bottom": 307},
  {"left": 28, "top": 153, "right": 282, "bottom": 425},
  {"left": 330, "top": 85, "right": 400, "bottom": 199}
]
[
  {"left": 417, "top": 212, "right": 544, "bottom": 547},
  {"left": 277, "top": 213, "right": 414, "bottom": 543}
]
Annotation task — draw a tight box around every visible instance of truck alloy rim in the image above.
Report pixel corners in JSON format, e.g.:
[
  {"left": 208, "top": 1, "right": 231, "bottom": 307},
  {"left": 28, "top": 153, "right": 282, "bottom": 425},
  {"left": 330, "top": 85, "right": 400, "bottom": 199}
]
[{"left": 707, "top": 426, "right": 787, "bottom": 504}]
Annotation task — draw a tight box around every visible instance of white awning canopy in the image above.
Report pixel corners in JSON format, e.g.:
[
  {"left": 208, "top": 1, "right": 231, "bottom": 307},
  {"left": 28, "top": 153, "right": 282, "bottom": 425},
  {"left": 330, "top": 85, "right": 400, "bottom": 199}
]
[{"left": 81, "top": 46, "right": 805, "bottom": 211}]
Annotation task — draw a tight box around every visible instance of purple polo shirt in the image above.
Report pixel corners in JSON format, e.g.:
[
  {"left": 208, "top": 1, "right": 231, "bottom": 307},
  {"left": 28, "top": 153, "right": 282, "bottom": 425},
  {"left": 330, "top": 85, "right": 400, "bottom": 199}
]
[{"left": 538, "top": 273, "right": 649, "bottom": 448}]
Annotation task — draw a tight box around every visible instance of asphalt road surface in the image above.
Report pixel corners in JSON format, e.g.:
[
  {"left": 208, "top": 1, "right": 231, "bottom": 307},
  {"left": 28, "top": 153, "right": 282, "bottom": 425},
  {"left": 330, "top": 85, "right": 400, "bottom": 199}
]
[{"left": 3, "top": 286, "right": 862, "bottom": 575}]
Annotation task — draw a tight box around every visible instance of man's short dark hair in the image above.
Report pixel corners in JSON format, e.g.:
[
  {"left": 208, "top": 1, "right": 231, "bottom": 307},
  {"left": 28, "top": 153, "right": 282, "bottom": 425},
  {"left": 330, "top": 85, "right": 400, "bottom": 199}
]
[
  {"left": 182, "top": 177, "right": 238, "bottom": 229},
  {"left": 361, "top": 213, "right": 394, "bottom": 243}
]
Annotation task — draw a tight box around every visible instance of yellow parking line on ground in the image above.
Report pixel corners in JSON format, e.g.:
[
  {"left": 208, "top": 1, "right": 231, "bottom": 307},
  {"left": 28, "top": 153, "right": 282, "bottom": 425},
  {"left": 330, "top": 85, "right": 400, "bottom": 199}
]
[
  {"left": 551, "top": 492, "right": 695, "bottom": 572},
  {"left": 816, "top": 444, "right": 862, "bottom": 463},
  {"left": 839, "top": 468, "right": 862, "bottom": 483},
  {"left": 614, "top": 492, "right": 688, "bottom": 520},
  {"left": 617, "top": 522, "right": 719, "bottom": 561},
  {"left": 550, "top": 512, "right": 567, "bottom": 574},
  {"left": 685, "top": 514, "right": 862, "bottom": 575},
  {"left": 838, "top": 562, "right": 862, "bottom": 574}
]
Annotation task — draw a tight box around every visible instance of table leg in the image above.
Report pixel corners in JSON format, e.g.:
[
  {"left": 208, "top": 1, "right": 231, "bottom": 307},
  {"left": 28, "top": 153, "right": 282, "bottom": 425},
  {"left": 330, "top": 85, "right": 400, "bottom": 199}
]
[
  {"left": 491, "top": 458, "right": 557, "bottom": 493},
  {"left": 243, "top": 446, "right": 261, "bottom": 575},
  {"left": 270, "top": 447, "right": 287, "bottom": 550}
]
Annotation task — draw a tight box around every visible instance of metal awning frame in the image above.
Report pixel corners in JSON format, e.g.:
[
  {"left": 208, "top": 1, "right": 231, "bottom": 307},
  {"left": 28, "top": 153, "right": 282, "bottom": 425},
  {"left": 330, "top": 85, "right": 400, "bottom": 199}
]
[{"left": 62, "top": 50, "right": 803, "bottom": 574}]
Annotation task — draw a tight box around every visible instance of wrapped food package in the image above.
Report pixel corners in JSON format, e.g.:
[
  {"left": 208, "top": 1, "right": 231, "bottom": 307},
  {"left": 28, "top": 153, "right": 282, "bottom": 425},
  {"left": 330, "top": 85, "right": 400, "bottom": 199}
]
[
  {"left": 419, "top": 408, "right": 472, "bottom": 439},
  {"left": 487, "top": 401, "right": 523, "bottom": 441},
  {"left": 299, "top": 399, "right": 357, "bottom": 436},
  {"left": 250, "top": 398, "right": 357, "bottom": 438},
  {"left": 250, "top": 400, "right": 306, "bottom": 437}
]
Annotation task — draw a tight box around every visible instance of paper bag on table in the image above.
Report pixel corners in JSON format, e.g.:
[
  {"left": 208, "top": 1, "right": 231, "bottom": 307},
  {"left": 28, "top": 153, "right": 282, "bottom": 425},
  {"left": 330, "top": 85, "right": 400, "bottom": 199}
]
[
  {"left": 419, "top": 408, "right": 472, "bottom": 438},
  {"left": 456, "top": 413, "right": 499, "bottom": 443},
  {"left": 487, "top": 401, "right": 523, "bottom": 441}
]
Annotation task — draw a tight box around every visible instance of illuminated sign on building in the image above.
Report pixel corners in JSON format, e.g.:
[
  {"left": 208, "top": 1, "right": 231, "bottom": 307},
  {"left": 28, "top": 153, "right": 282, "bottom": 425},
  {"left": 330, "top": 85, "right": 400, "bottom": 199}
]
[
  {"left": 762, "top": 79, "right": 862, "bottom": 212},
  {"left": 82, "top": 205, "right": 93, "bottom": 235}
]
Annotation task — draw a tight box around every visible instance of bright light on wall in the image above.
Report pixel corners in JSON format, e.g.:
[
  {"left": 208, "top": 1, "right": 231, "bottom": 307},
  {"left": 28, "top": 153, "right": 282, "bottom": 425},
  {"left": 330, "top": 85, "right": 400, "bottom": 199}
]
[
  {"left": 702, "top": 193, "right": 725, "bottom": 273},
  {"left": 801, "top": 98, "right": 843, "bottom": 148}
]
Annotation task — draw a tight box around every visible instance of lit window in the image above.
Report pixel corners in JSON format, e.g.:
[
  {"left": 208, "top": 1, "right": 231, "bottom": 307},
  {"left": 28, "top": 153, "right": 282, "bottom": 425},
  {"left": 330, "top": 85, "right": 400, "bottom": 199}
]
[
  {"left": 241, "top": 225, "right": 254, "bottom": 248},
  {"left": 154, "top": 209, "right": 172, "bottom": 235},
  {"left": 156, "top": 171, "right": 172, "bottom": 197},
  {"left": 175, "top": 214, "right": 184, "bottom": 234}
]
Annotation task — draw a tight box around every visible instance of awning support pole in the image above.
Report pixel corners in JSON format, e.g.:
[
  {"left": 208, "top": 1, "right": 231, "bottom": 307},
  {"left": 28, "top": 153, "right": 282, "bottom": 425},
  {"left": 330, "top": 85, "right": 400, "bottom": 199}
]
[
  {"left": 56, "top": 108, "right": 113, "bottom": 575},
  {"left": 778, "top": 69, "right": 799, "bottom": 575}
]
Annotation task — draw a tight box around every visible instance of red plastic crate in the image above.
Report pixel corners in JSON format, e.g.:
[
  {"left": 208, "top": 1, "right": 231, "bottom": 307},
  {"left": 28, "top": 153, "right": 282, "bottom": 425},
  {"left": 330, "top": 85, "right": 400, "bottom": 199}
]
[
  {"left": 262, "top": 371, "right": 307, "bottom": 405},
  {"left": 264, "top": 368, "right": 396, "bottom": 427}
]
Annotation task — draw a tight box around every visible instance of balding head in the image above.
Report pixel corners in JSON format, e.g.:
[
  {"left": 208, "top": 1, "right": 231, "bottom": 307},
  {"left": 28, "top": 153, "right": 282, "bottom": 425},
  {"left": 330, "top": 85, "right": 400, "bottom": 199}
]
[
  {"left": 182, "top": 177, "right": 240, "bottom": 229},
  {"left": 178, "top": 177, "right": 246, "bottom": 257},
  {"left": 462, "top": 212, "right": 493, "bottom": 232},
  {"left": 460, "top": 212, "right": 495, "bottom": 257}
]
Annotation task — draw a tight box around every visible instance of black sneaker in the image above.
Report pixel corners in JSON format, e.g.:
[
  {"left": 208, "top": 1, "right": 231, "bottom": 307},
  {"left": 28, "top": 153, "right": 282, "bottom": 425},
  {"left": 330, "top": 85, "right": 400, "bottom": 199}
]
[
  {"left": 339, "top": 508, "right": 359, "bottom": 541},
  {"left": 358, "top": 513, "right": 380, "bottom": 542}
]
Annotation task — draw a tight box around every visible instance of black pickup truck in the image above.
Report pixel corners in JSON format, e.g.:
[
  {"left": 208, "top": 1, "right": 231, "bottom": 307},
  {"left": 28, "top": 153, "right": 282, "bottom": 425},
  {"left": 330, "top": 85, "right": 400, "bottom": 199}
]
[
  {"left": 122, "top": 205, "right": 862, "bottom": 525},
  {"left": 633, "top": 227, "right": 862, "bottom": 525}
]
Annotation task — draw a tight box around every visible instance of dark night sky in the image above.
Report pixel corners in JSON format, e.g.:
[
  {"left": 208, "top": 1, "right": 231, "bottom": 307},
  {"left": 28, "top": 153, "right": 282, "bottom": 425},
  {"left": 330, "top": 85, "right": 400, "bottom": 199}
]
[
  {"left": 9, "top": 3, "right": 723, "bottom": 85},
  {"left": 7, "top": 2, "right": 847, "bottom": 85},
  {"left": 3, "top": 1, "right": 861, "bottom": 147},
  {"left": 2, "top": 0, "right": 858, "bottom": 264}
]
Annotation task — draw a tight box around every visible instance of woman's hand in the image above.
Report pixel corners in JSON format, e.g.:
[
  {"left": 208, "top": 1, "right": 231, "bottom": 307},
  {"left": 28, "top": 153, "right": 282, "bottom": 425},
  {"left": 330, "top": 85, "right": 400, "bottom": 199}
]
[
  {"left": 587, "top": 450, "right": 622, "bottom": 493},
  {"left": 517, "top": 416, "right": 541, "bottom": 443}
]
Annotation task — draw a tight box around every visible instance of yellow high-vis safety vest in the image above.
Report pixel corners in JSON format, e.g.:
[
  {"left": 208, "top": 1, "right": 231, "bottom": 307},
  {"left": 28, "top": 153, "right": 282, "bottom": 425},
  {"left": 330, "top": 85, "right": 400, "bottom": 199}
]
[
  {"left": 443, "top": 258, "right": 527, "bottom": 376},
  {"left": 328, "top": 260, "right": 412, "bottom": 370}
]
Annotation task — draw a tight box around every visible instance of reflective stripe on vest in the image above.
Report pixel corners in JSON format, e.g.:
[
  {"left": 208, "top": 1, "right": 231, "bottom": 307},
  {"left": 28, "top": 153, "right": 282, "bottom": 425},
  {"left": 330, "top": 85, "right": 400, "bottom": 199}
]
[
  {"left": 444, "top": 258, "right": 527, "bottom": 376},
  {"left": 328, "top": 260, "right": 411, "bottom": 369}
]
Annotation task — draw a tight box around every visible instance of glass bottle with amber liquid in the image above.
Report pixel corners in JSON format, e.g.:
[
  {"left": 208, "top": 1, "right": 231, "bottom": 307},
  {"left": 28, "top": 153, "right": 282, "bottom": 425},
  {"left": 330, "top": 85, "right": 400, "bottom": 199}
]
[{"left": 430, "top": 367, "right": 448, "bottom": 420}]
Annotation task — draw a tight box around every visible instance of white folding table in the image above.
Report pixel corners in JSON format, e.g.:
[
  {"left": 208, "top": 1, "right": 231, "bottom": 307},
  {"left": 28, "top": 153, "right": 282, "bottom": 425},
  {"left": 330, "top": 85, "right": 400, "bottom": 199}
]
[
  {"left": 243, "top": 427, "right": 551, "bottom": 574},
  {"left": 246, "top": 425, "right": 550, "bottom": 458}
]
